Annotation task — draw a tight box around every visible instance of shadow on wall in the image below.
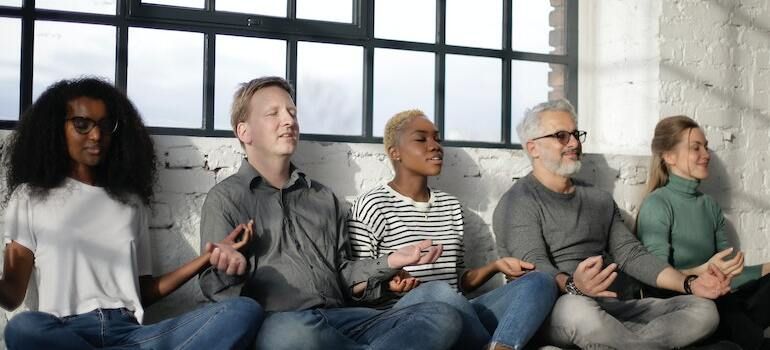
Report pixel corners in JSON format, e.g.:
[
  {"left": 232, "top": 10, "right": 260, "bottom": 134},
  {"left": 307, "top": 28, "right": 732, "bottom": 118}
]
[
  {"left": 293, "top": 142, "right": 365, "bottom": 203},
  {"left": 701, "top": 153, "right": 746, "bottom": 250},
  {"left": 143, "top": 227, "right": 203, "bottom": 324},
  {"left": 433, "top": 147, "right": 530, "bottom": 297},
  {"left": 574, "top": 154, "right": 620, "bottom": 217}
]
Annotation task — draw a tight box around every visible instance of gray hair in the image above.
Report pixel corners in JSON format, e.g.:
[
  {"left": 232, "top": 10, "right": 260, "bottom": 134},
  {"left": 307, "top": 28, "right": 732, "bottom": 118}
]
[{"left": 516, "top": 99, "right": 578, "bottom": 142}]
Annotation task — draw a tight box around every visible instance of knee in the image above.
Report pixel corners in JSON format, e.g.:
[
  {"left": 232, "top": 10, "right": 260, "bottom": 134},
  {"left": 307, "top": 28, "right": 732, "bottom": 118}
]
[
  {"left": 411, "top": 281, "right": 466, "bottom": 307},
  {"left": 549, "top": 295, "right": 605, "bottom": 336},
  {"left": 407, "top": 302, "right": 464, "bottom": 334},
  {"left": 5, "top": 311, "right": 58, "bottom": 348},
  {"left": 513, "top": 271, "right": 558, "bottom": 301},
  {"left": 255, "top": 312, "right": 322, "bottom": 349},
  {"left": 220, "top": 296, "right": 264, "bottom": 323},
  {"left": 414, "top": 281, "right": 458, "bottom": 297},
  {"left": 676, "top": 296, "right": 719, "bottom": 335}
]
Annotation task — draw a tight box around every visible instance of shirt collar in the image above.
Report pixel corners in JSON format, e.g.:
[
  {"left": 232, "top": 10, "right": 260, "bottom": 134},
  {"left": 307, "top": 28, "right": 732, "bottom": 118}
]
[
  {"left": 235, "top": 158, "right": 312, "bottom": 190},
  {"left": 665, "top": 173, "right": 700, "bottom": 197}
]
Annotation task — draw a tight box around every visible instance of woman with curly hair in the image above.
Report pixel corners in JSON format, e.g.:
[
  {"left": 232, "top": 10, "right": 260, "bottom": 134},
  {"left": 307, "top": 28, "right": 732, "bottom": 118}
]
[{"left": 0, "top": 77, "right": 263, "bottom": 349}]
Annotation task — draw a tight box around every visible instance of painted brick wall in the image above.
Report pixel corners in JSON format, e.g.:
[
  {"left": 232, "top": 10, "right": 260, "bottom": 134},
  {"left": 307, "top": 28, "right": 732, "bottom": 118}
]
[
  {"left": 658, "top": 0, "right": 770, "bottom": 266},
  {"left": 0, "top": 131, "right": 649, "bottom": 341}
]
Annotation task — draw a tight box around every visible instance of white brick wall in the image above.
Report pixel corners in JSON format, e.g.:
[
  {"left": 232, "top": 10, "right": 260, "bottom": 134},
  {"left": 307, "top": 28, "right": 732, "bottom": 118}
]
[
  {"left": 0, "top": 131, "right": 649, "bottom": 336},
  {"left": 659, "top": 0, "right": 770, "bottom": 267},
  {"left": 579, "top": 0, "right": 770, "bottom": 268}
]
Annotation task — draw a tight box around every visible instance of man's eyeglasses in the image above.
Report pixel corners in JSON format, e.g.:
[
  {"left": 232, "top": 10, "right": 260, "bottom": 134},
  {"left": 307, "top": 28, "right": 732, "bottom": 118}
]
[
  {"left": 67, "top": 116, "right": 119, "bottom": 135},
  {"left": 531, "top": 130, "right": 587, "bottom": 145}
]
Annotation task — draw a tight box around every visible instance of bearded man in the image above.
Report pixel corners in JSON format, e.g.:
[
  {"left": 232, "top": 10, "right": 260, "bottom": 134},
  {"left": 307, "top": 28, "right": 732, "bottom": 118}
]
[{"left": 492, "top": 99, "right": 731, "bottom": 350}]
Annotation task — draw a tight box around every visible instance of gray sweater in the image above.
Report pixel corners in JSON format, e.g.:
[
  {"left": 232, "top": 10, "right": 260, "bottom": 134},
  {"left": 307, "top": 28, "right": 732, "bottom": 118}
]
[{"left": 493, "top": 173, "right": 668, "bottom": 288}]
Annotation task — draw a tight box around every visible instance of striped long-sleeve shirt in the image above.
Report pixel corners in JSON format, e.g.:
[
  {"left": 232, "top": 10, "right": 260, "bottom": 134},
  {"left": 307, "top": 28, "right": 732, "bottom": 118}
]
[{"left": 348, "top": 183, "right": 466, "bottom": 306}]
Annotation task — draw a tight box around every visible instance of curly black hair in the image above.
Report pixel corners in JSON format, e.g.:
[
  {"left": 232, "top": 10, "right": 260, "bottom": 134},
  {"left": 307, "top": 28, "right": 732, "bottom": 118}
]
[{"left": 3, "top": 77, "right": 157, "bottom": 205}]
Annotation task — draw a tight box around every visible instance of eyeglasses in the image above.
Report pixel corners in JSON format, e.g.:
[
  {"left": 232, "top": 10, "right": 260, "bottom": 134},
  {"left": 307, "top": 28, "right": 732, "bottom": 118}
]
[
  {"left": 531, "top": 130, "right": 587, "bottom": 145},
  {"left": 66, "top": 116, "right": 118, "bottom": 135}
]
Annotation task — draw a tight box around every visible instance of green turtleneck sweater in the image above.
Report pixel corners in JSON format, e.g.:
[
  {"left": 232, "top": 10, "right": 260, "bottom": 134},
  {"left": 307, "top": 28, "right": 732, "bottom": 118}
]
[{"left": 637, "top": 174, "right": 761, "bottom": 289}]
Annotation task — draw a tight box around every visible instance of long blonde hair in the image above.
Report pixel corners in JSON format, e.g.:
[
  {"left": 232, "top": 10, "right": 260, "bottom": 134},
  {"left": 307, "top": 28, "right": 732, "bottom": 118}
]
[{"left": 645, "top": 115, "right": 701, "bottom": 194}]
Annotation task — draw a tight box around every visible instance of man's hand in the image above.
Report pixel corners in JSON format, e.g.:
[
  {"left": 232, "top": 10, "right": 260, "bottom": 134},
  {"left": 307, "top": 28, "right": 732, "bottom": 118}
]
[
  {"left": 204, "top": 222, "right": 253, "bottom": 276},
  {"left": 572, "top": 256, "right": 618, "bottom": 298},
  {"left": 690, "top": 264, "right": 731, "bottom": 299},
  {"left": 495, "top": 257, "right": 534, "bottom": 280},
  {"left": 707, "top": 248, "right": 744, "bottom": 277},
  {"left": 388, "top": 270, "right": 420, "bottom": 293},
  {"left": 387, "top": 240, "right": 443, "bottom": 269}
]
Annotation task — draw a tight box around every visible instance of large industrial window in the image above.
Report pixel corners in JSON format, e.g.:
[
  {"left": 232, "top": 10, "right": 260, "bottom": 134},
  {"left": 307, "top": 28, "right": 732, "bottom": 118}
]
[{"left": 0, "top": 0, "right": 577, "bottom": 148}]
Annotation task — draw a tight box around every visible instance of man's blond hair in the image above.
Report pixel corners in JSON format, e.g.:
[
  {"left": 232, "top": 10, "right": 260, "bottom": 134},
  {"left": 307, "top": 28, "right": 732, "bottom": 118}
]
[{"left": 230, "top": 76, "right": 294, "bottom": 144}]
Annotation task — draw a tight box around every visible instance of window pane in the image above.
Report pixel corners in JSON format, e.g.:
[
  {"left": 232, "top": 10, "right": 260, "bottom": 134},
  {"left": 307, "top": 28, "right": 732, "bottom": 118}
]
[
  {"left": 142, "top": 0, "right": 203, "bottom": 9},
  {"left": 128, "top": 28, "right": 203, "bottom": 128},
  {"left": 446, "top": 0, "right": 501, "bottom": 49},
  {"left": 0, "top": 0, "right": 21, "bottom": 7},
  {"left": 445, "top": 55, "right": 501, "bottom": 142},
  {"left": 216, "top": 0, "right": 286, "bottom": 17},
  {"left": 511, "top": 61, "right": 566, "bottom": 143},
  {"left": 513, "top": 0, "right": 565, "bottom": 55},
  {"left": 0, "top": 17, "right": 21, "bottom": 120},
  {"left": 297, "top": 42, "right": 362, "bottom": 135},
  {"left": 36, "top": 0, "right": 116, "bottom": 15},
  {"left": 33, "top": 21, "right": 116, "bottom": 100},
  {"left": 373, "top": 48, "right": 434, "bottom": 137},
  {"left": 215, "top": 35, "right": 286, "bottom": 131},
  {"left": 375, "top": 0, "right": 435, "bottom": 43},
  {"left": 297, "top": 0, "right": 352, "bottom": 23}
]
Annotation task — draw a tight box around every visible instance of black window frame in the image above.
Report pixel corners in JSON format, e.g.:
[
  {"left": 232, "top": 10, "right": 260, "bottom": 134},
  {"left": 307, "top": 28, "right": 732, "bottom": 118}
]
[{"left": 0, "top": 0, "right": 578, "bottom": 149}]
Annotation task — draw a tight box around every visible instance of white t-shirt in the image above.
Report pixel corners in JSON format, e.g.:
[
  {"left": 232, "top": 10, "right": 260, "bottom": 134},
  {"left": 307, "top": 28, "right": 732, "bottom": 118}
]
[{"left": 3, "top": 178, "right": 153, "bottom": 323}]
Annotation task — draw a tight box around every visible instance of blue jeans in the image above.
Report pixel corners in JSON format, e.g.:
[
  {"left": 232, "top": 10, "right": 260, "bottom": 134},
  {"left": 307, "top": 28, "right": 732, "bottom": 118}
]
[
  {"left": 255, "top": 302, "right": 462, "bottom": 350},
  {"left": 4, "top": 297, "right": 263, "bottom": 350},
  {"left": 394, "top": 272, "right": 558, "bottom": 350}
]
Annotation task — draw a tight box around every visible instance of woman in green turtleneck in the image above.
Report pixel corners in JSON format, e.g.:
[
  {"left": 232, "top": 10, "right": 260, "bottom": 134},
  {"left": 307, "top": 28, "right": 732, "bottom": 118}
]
[{"left": 637, "top": 115, "right": 770, "bottom": 350}]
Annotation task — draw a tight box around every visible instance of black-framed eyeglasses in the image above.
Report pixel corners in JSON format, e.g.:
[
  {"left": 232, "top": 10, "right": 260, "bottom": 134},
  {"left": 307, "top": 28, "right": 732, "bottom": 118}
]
[
  {"left": 66, "top": 116, "right": 119, "bottom": 135},
  {"left": 531, "top": 130, "right": 587, "bottom": 145}
]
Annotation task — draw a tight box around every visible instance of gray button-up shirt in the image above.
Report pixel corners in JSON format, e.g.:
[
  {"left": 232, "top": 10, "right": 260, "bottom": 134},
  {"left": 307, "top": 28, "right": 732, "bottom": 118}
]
[{"left": 198, "top": 159, "right": 397, "bottom": 312}]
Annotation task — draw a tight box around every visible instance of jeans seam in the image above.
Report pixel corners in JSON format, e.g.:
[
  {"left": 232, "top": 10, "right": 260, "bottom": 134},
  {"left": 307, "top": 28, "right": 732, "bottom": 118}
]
[
  {"left": 175, "top": 306, "right": 227, "bottom": 350},
  {"left": 366, "top": 309, "right": 418, "bottom": 349},
  {"left": 98, "top": 309, "right": 106, "bottom": 348},
  {"left": 120, "top": 304, "right": 228, "bottom": 348}
]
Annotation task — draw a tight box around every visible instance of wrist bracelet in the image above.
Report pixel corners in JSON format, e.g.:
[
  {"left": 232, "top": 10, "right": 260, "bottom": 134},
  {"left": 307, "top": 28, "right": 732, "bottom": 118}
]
[{"left": 683, "top": 275, "right": 698, "bottom": 294}]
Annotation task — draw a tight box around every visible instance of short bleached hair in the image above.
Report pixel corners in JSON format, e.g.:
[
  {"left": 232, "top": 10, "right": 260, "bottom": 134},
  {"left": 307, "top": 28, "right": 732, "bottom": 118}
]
[{"left": 383, "top": 109, "right": 427, "bottom": 151}]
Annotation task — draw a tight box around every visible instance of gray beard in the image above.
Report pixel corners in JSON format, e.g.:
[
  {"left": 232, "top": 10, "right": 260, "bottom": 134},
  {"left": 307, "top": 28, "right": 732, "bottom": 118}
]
[{"left": 543, "top": 157, "right": 582, "bottom": 177}]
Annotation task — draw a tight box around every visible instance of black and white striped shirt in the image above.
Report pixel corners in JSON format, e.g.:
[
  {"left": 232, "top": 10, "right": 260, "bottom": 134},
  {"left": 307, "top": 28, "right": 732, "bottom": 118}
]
[{"left": 348, "top": 184, "right": 466, "bottom": 297}]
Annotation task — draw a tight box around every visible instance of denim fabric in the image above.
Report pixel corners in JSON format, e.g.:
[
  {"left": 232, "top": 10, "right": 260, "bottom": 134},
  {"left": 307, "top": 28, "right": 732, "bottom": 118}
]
[
  {"left": 4, "top": 297, "right": 263, "bottom": 350},
  {"left": 254, "top": 301, "right": 462, "bottom": 350},
  {"left": 393, "top": 272, "right": 558, "bottom": 350},
  {"left": 540, "top": 294, "right": 719, "bottom": 349}
]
